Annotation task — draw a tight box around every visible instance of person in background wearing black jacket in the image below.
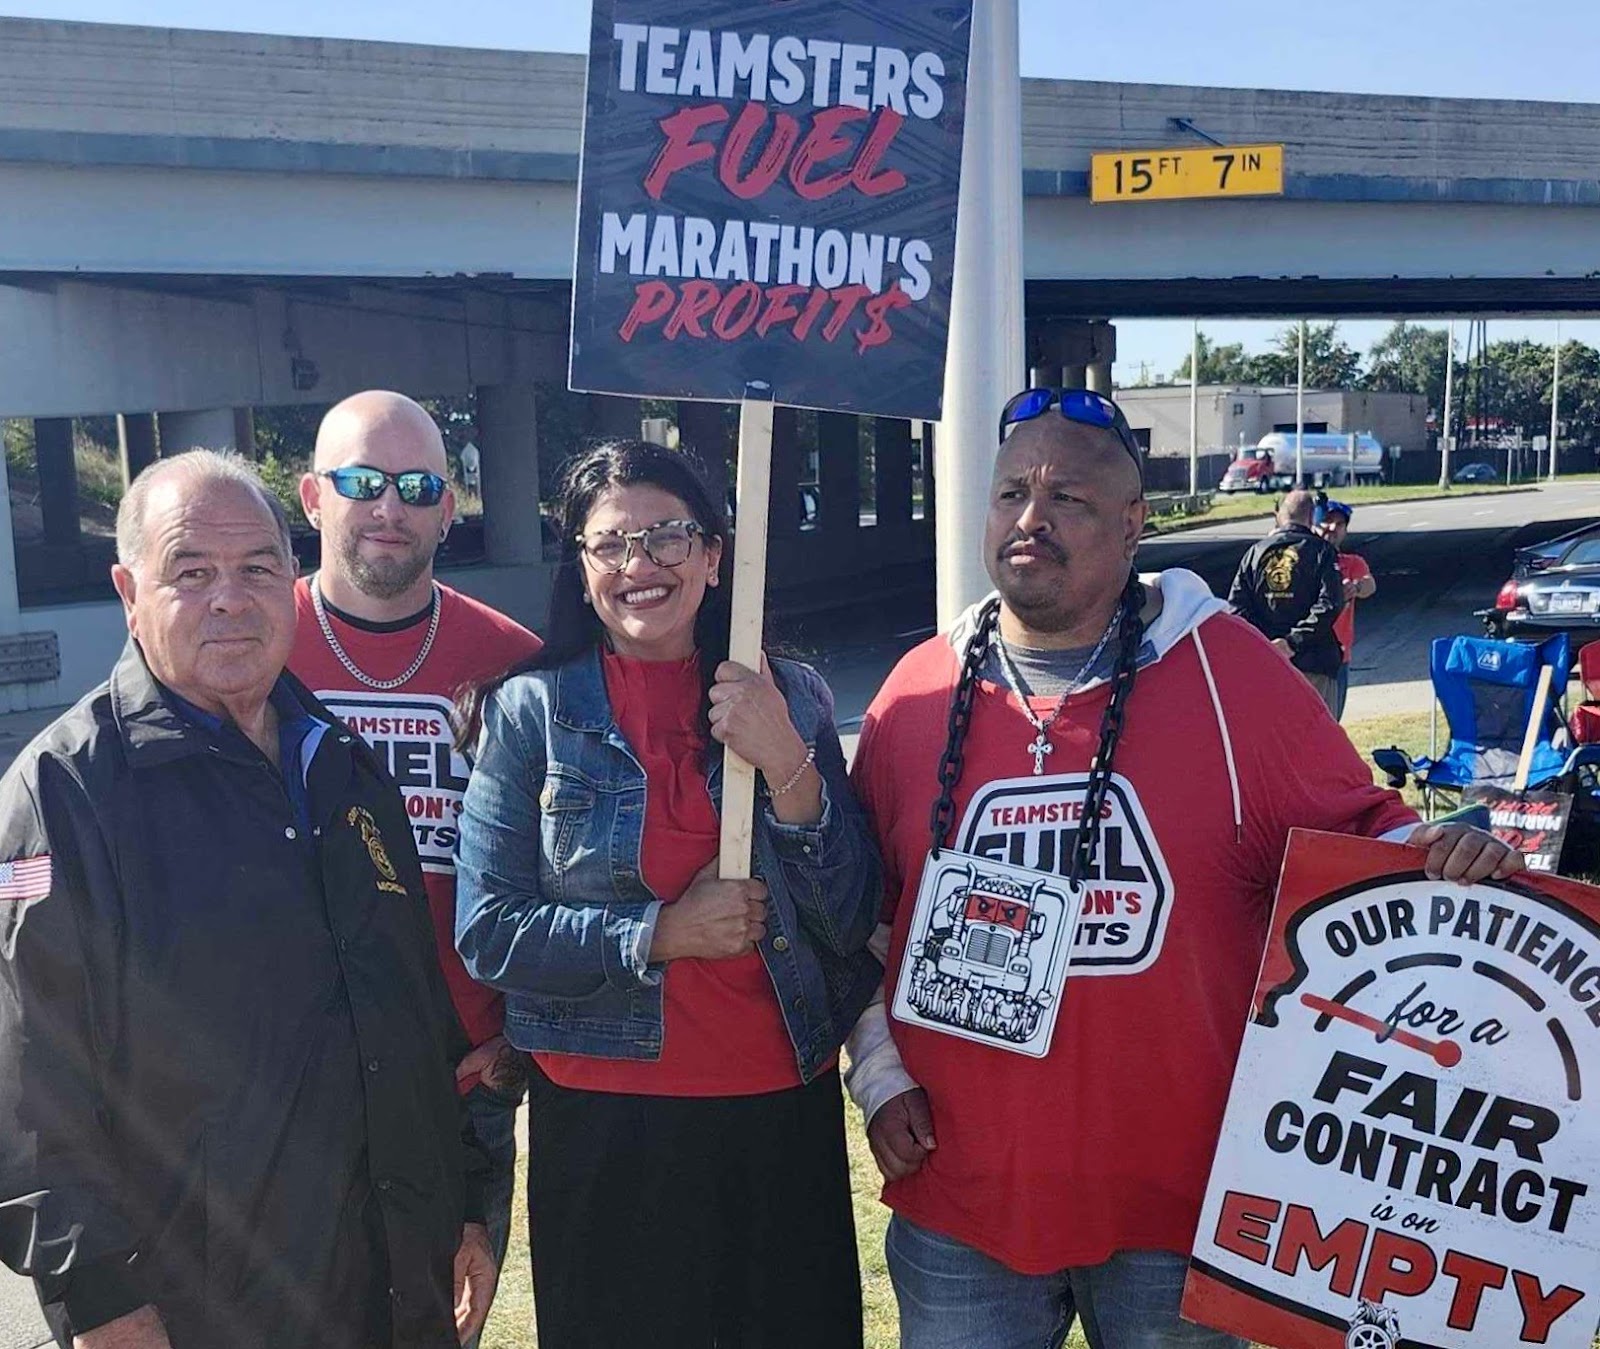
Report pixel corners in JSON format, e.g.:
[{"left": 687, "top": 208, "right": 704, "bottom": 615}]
[
  {"left": 0, "top": 452, "right": 495, "bottom": 1349},
  {"left": 1226, "top": 489, "right": 1345, "bottom": 713}
]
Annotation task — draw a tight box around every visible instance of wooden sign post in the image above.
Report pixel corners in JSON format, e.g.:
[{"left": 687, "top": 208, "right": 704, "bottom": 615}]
[{"left": 719, "top": 385, "right": 775, "bottom": 880}]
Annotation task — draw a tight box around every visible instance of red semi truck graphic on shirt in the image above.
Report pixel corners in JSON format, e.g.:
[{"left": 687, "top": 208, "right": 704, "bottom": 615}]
[{"left": 906, "top": 866, "right": 1056, "bottom": 1044}]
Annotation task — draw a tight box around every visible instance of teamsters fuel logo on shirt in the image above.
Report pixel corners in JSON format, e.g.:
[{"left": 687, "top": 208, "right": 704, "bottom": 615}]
[
  {"left": 316, "top": 691, "right": 467, "bottom": 874},
  {"left": 953, "top": 770, "right": 1174, "bottom": 973}
]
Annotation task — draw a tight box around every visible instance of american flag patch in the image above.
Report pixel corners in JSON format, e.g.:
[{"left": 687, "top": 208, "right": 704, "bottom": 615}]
[{"left": 0, "top": 855, "right": 52, "bottom": 903}]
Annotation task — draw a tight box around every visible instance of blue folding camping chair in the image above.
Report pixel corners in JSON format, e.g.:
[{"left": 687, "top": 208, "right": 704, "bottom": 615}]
[{"left": 1372, "top": 633, "right": 1571, "bottom": 818}]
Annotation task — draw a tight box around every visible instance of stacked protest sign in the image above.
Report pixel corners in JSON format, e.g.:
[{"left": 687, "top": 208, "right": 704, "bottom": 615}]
[
  {"left": 569, "top": 1, "right": 972, "bottom": 420},
  {"left": 1464, "top": 785, "right": 1575, "bottom": 877},
  {"left": 1184, "top": 831, "right": 1600, "bottom": 1349}
]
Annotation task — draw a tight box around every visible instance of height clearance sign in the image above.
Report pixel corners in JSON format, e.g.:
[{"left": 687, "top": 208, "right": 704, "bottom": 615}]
[
  {"left": 569, "top": 3, "right": 972, "bottom": 421},
  {"left": 1184, "top": 832, "right": 1600, "bottom": 1349}
]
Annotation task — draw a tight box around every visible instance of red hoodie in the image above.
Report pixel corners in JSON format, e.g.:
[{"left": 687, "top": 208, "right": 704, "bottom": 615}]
[
  {"left": 291, "top": 579, "right": 541, "bottom": 1051},
  {"left": 852, "top": 573, "right": 1415, "bottom": 1274}
]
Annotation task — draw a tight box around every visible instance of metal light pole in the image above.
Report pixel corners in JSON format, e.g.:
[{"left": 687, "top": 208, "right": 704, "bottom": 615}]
[
  {"left": 1295, "top": 319, "right": 1306, "bottom": 487},
  {"left": 935, "top": 0, "right": 1023, "bottom": 629},
  {"left": 1189, "top": 319, "right": 1200, "bottom": 498},
  {"left": 1439, "top": 319, "right": 1455, "bottom": 489},
  {"left": 1550, "top": 320, "right": 1562, "bottom": 483}
]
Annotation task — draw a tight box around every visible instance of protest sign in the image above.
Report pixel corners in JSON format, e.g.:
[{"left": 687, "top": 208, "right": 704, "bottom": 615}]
[
  {"left": 1464, "top": 786, "right": 1574, "bottom": 876},
  {"left": 1184, "top": 830, "right": 1600, "bottom": 1349},
  {"left": 569, "top": 2, "right": 972, "bottom": 421},
  {"left": 569, "top": 3, "right": 971, "bottom": 873}
]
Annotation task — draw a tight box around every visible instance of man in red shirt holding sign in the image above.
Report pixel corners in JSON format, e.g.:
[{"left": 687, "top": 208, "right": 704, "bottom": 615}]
[
  {"left": 844, "top": 387, "right": 1519, "bottom": 1348},
  {"left": 291, "top": 392, "right": 541, "bottom": 1325}
]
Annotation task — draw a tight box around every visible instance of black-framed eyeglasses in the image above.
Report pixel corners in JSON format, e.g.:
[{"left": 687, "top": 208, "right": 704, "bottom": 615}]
[
  {"left": 998, "top": 388, "right": 1145, "bottom": 482},
  {"left": 319, "top": 466, "right": 448, "bottom": 507},
  {"left": 576, "top": 519, "right": 704, "bottom": 573}
]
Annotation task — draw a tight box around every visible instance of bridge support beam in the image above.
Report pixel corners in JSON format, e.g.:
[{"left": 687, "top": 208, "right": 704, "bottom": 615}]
[
  {"left": 117, "top": 413, "right": 158, "bottom": 486},
  {"left": 1027, "top": 320, "right": 1117, "bottom": 392},
  {"left": 476, "top": 382, "right": 542, "bottom": 568},
  {"left": 677, "top": 401, "right": 734, "bottom": 505},
  {"left": 589, "top": 394, "right": 643, "bottom": 442},
  {"left": 157, "top": 407, "right": 241, "bottom": 454},
  {"left": 35, "top": 418, "right": 80, "bottom": 549}
]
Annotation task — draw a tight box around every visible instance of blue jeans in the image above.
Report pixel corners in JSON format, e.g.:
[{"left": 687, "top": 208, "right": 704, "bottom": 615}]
[
  {"left": 1335, "top": 662, "right": 1350, "bottom": 720},
  {"left": 462, "top": 1081, "right": 521, "bottom": 1349},
  {"left": 887, "top": 1215, "right": 1246, "bottom": 1349}
]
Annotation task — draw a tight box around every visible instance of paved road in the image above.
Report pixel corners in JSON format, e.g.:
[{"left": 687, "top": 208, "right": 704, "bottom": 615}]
[
  {"left": 3, "top": 482, "right": 1597, "bottom": 1347},
  {"left": 1138, "top": 482, "right": 1600, "bottom": 720},
  {"left": 790, "top": 480, "right": 1600, "bottom": 742}
]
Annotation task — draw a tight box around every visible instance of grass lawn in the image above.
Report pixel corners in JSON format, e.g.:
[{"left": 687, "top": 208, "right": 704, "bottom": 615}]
[
  {"left": 1145, "top": 481, "right": 1527, "bottom": 535},
  {"left": 474, "top": 712, "right": 1457, "bottom": 1349}
]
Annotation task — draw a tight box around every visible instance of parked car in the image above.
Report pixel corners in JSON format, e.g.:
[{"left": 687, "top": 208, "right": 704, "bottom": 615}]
[
  {"left": 1453, "top": 461, "right": 1499, "bottom": 484},
  {"left": 1480, "top": 523, "right": 1600, "bottom": 654}
]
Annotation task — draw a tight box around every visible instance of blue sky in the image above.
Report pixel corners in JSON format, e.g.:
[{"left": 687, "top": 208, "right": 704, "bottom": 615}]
[{"left": 7, "top": 0, "right": 1598, "bottom": 379}]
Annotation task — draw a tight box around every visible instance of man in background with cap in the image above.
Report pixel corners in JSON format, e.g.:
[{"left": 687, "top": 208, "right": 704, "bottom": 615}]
[{"left": 1317, "top": 499, "right": 1376, "bottom": 720}]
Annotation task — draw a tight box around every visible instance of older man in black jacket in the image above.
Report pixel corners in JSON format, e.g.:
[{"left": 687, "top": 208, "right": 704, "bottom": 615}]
[
  {"left": 1227, "top": 489, "right": 1346, "bottom": 713},
  {"left": 0, "top": 452, "right": 495, "bottom": 1349}
]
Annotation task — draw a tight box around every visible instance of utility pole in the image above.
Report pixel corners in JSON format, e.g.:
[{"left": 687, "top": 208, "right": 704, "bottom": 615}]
[
  {"left": 935, "top": 0, "right": 1023, "bottom": 628},
  {"left": 1189, "top": 319, "right": 1199, "bottom": 498},
  {"left": 1439, "top": 320, "right": 1455, "bottom": 489},
  {"left": 1549, "top": 319, "right": 1562, "bottom": 483},
  {"left": 1295, "top": 319, "right": 1306, "bottom": 488}
]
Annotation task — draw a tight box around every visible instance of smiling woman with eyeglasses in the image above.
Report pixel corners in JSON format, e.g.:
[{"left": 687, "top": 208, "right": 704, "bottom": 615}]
[{"left": 452, "top": 440, "right": 881, "bottom": 1349}]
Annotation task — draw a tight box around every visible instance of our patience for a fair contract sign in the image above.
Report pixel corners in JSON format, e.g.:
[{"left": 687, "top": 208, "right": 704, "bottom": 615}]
[
  {"left": 1184, "top": 832, "right": 1600, "bottom": 1349},
  {"left": 569, "top": 3, "right": 971, "bottom": 421}
]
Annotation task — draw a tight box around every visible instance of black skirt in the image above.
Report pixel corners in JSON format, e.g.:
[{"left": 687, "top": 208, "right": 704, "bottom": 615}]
[{"left": 525, "top": 1062, "right": 864, "bottom": 1349}]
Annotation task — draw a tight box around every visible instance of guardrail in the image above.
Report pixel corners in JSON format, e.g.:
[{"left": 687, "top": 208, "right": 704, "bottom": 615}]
[{"left": 1147, "top": 491, "right": 1214, "bottom": 517}]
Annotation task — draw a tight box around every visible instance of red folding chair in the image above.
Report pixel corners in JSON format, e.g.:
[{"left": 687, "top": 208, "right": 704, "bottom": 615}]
[{"left": 1570, "top": 644, "right": 1600, "bottom": 745}]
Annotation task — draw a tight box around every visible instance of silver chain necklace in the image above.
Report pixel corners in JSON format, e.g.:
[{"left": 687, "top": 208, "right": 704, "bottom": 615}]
[
  {"left": 311, "top": 578, "right": 441, "bottom": 690},
  {"left": 992, "top": 609, "right": 1121, "bottom": 775}
]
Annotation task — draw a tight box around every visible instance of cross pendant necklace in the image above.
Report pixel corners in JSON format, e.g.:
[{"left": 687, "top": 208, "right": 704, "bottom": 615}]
[{"left": 993, "top": 609, "right": 1121, "bottom": 776}]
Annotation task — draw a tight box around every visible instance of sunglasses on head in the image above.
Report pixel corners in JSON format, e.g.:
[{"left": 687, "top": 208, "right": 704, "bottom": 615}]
[
  {"left": 319, "top": 466, "right": 447, "bottom": 507},
  {"left": 998, "top": 388, "right": 1145, "bottom": 481}
]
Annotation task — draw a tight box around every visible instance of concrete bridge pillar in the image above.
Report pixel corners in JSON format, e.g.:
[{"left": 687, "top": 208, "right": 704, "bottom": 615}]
[
  {"left": 1026, "top": 320, "right": 1117, "bottom": 394},
  {"left": 588, "top": 394, "right": 643, "bottom": 442},
  {"left": 476, "top": 382, "right": 542, "bottom": 567},
  {"left": 117, "top": 412, "right": 158, "bottom": 485},
  {"left": 677, "top": 401, "right": 734, "bottom": 505},
  {"left": 157, "top": 406, "right": 240, "bottom": 454},
  {"left": 34, "top": 418, "right": 79, "bottom": 548}
]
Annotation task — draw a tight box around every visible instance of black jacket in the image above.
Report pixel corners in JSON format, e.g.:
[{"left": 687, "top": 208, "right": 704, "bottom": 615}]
[
  {"left": 1227, "top": 522, "right": 1346, "bottom": 677},
  {"left": 0, "top": 642, "right": 486, "bottom": 1348}
]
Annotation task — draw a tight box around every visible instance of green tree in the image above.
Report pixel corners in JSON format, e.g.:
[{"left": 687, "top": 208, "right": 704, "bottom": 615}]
[
  {"left": 1363, "top": 322, "right": 1453, "bottom": 415},
  {"left": 1171, "top": 331, "right": 1254, "bottom": 384},
  {"left": 1556, "top": 341, "right": 1600, "bottom": 451},
  {"left": 1485, "top": 339, "right": 1556, "bottom": 444},
  {"left": 1245, "top": 322, "right": 1363, "bottom": 389}
]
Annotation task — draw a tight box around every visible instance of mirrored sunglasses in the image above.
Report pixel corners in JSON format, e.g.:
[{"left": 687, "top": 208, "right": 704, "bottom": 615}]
[
  {"left": 998, "top": 388, "right": 1145, "bottom": 481},
  {"left": 319, "top": 466, "right": 447, "bottom": 507}
]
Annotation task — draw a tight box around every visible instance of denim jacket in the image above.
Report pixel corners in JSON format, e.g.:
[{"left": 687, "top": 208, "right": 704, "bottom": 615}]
[{"left": 454, "top": 648, "right": 883, "bottom": 1082}]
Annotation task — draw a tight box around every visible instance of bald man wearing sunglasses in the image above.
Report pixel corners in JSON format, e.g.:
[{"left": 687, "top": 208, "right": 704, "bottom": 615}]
[{"left": 293, "top": 393, "right": 541, "bottom": 1343}]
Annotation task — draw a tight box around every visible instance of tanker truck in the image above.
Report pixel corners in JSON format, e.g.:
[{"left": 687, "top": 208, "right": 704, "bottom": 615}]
[{"left": 1217, "top": 432, "right": 1386, "bottom": 493}]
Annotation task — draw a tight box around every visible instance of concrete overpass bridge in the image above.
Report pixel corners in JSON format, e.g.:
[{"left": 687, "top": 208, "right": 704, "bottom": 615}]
[{"left": 0, "top": 16, "right": 1598, "bottom": 709}]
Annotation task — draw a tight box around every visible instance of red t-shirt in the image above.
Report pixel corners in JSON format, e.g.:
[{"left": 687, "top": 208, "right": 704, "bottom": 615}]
[
  {"left": 537, "top": 651, "right": 802, "bottom": 1097},
  {"left": 1333, "top": 552, "right": 1372, "bottom": 662},
  {"left": 852, "top": 611, "right": 1415, "bottom": 1274},
  {"left": 290, "top": 578, "right": 541, "bottom": 1053}
]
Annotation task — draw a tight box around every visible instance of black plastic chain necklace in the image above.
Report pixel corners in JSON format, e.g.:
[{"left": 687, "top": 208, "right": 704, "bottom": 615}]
[{"left": 928, "top": 572, "right": 1147, "bottom": 888}]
